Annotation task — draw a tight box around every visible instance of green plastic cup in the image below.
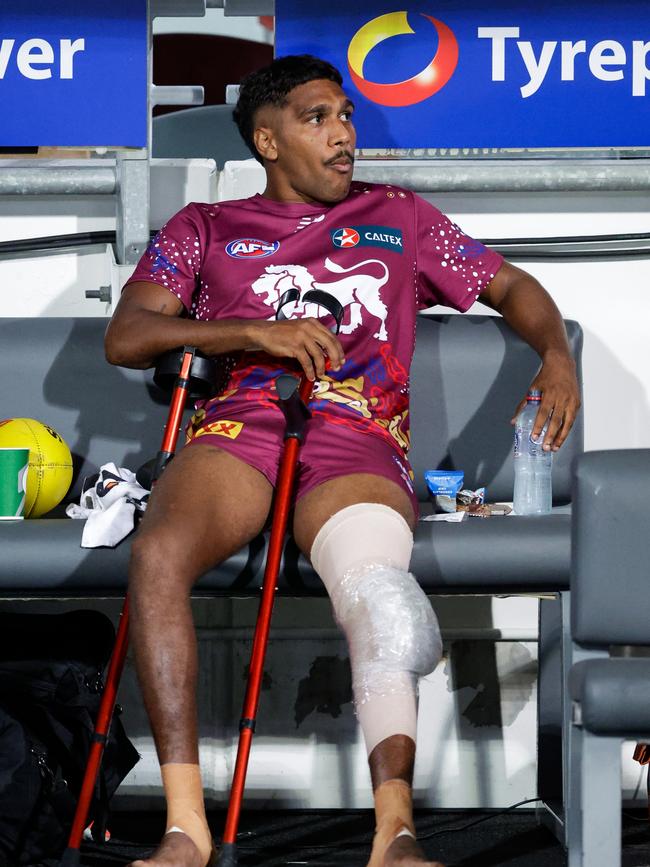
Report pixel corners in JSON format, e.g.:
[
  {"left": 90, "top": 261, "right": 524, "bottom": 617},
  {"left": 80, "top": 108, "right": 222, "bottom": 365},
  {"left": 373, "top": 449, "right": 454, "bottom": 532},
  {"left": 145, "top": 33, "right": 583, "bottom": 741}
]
[{"left": 0, "top": 448, "right": 29, "bottom": 519}]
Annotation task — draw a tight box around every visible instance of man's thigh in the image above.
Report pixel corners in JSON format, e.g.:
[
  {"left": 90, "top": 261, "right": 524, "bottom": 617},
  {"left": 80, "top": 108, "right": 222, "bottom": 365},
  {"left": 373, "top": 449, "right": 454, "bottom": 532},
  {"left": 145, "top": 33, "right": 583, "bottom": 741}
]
[
  {"left": 292, "top": 473, "right": 416, "bottom": 561},
  {"left": 135, "top": 442, "right": 274, "bottom": 578}
]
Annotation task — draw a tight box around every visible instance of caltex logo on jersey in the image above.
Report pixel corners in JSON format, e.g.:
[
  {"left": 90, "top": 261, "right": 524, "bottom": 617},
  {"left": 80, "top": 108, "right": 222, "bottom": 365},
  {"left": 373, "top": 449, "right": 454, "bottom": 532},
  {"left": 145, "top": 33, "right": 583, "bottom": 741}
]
[
  {"left": 331, "top": 225, "right": 403, "bottom": 254},
  {"left": 332, "top": 228, "right": 360, "bottom": 248},
  {"left": 225, "top": 238, "right": 280, "bottom": 259}
]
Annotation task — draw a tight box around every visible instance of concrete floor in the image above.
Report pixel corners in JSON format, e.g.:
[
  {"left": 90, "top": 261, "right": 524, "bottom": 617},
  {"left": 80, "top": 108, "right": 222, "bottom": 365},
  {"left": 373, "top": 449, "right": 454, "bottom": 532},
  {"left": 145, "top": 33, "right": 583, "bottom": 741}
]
[{"left": 73, "top": 808, "right": 650, "bottom": 867}]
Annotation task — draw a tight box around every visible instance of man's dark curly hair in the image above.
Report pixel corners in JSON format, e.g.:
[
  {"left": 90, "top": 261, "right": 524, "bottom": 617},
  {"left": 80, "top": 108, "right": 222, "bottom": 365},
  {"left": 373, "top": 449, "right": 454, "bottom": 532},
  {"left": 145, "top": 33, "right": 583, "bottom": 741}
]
[{"left": 233, "top": 55, "right": 343, "bottom": 164}]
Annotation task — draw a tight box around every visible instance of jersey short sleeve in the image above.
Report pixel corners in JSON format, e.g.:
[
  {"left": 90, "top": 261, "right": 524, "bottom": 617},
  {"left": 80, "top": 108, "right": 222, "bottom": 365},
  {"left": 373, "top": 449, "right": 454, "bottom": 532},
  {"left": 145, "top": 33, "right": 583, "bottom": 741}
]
[
  {"left": 125, "top": 203, "right": 211, "bottom": 312},
  {"left": 413, "top": 194, "right": 504, "bottom": 312}
]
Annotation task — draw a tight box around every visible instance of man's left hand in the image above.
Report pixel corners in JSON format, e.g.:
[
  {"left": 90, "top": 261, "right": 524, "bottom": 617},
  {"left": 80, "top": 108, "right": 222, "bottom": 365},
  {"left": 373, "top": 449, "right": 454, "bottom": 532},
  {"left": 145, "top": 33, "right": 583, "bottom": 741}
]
[{"left": 511, "top": 350, "right": 581, "bottom": 451}]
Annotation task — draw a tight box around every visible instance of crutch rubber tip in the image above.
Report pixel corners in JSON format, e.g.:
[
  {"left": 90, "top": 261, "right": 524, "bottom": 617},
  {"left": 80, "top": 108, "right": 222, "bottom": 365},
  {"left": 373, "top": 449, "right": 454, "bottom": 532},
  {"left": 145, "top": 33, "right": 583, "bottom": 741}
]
[
  {"left": 58, "top": 848, "right": 81, "bottom": 867},
  {"left": 215, "top": 842, "right": 238, "bottom": 866}
]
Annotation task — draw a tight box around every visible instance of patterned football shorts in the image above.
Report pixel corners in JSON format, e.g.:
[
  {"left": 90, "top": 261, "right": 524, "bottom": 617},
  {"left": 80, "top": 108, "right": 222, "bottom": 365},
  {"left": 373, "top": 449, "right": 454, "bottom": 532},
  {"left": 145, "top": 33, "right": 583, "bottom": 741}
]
[{"left": 184, "top": 402, "right": 419, "bottom": 518}]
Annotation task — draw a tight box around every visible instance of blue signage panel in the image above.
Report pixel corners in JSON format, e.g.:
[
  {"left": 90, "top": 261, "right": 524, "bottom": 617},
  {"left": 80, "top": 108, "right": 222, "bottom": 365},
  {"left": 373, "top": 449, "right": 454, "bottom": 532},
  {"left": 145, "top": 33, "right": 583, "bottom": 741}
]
[
  {"left": 0, "top": 0, "right": 147, "bottom": 147},
  {"left": 275, "top": 0, "right": 650, "bottom": 148}
]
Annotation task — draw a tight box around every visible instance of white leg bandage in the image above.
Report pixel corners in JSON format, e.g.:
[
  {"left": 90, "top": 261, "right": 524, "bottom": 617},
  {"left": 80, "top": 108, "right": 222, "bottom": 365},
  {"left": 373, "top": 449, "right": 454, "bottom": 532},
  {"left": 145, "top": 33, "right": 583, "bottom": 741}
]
[{"left": 310, "top": 503, "right": 442, "bottom": 755}]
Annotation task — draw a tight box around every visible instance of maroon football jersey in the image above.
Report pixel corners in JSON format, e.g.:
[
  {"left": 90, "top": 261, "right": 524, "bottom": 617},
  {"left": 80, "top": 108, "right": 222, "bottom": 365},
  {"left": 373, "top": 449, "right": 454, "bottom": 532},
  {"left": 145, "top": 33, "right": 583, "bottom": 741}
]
[{"left": 126, "top": 181, "right": 503, "bottom": 456}]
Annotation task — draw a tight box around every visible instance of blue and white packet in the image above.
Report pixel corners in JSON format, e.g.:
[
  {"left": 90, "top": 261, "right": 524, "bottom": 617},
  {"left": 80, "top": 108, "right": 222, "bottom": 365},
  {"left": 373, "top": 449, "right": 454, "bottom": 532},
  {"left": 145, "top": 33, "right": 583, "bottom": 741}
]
[{"left": 424, "top": 470, "right": 465, "bottom": 513}]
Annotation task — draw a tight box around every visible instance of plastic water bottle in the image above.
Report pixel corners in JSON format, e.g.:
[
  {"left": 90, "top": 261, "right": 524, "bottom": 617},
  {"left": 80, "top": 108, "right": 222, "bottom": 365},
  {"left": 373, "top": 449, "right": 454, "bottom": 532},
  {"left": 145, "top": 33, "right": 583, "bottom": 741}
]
[{"left": 513, "top": 389, "right": 553, "bottom": 515}]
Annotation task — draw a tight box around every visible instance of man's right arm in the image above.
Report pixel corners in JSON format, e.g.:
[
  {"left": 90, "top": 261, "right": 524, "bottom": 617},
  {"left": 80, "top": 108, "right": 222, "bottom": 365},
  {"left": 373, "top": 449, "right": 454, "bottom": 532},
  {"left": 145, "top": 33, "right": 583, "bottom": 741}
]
[{"left": 104, "top": 281, "right": 344, "bottom": 380}]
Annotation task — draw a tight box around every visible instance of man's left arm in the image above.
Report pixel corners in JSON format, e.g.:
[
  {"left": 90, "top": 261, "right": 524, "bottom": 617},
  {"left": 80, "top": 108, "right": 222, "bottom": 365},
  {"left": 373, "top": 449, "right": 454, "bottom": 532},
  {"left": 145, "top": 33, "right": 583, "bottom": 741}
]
[{"left": 479, "top": 261, "right": 581, "bottom": 452}]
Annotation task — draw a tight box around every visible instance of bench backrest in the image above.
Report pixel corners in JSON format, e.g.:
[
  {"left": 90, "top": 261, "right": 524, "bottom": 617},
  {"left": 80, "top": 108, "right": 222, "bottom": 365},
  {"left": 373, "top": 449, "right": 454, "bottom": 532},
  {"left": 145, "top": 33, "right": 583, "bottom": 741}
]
[
  {"left": 410, "top": 314, "right": 583, "bottom": 503},
  {"left": 0, "top": 314, "right": 583, "bottom": 510},
  {"left": 0, "top": 318, "right": 169, "bottom": 509},
  {"left": 571, "top": 449, "right": 650, "bottom": 646}
]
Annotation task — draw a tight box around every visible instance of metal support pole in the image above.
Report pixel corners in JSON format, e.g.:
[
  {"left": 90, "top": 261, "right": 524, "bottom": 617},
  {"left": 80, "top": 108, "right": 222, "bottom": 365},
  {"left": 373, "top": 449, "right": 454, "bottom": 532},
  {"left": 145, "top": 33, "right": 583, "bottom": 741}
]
[
  {"left": 353, "top": 159, "right": 650, "bottom": 193},
  {"left": 561, "top": 597, "right": 609, "bottom": 853},
  {"left": 0, "top": 162, "right": 117, "bottom": 196},
  {"left": 2, "top": 159, "right": 648, "bottom": 197},
  {"left": 536, "top": 595, "right": 563, "bottom": 838},
  {"left": 111, "top": 0, "right": 154, "bottom": 267},
  {"left": 115, "top": 151, "right": 150, "bottom": 265}
]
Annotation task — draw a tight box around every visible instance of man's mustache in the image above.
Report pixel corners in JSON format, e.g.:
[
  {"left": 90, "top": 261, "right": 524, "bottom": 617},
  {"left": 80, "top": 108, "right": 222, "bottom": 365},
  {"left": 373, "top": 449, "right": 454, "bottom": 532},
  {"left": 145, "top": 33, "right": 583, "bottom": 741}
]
[{"left": 325, "top": 151, "right": 355, "bottom": 166}]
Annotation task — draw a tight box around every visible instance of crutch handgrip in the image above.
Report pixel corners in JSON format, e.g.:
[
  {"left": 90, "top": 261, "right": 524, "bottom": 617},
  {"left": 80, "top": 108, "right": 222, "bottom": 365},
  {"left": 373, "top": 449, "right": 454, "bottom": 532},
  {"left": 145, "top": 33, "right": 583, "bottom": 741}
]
[
  {"left": 153, "top": 345, "right": 217, "bottom": 397},
  {"left": 275, "top": 287, "right": 344, "bottom": 334},
  {"left": 275, "top": 373, "right": 312, "bottom": 442},
  {"left": 137, "top": 347, "right": 218, "bottom": 489}
]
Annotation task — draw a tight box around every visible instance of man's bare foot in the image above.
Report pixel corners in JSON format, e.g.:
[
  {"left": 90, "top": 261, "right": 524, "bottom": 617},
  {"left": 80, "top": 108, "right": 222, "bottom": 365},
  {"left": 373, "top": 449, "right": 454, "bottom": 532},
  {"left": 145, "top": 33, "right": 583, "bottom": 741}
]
[
  {"left": 382, "top": 832, "right": 445, "bottom": 867},
  {"left": 129, "top": 830, "right": 215, "bottom": 867}
]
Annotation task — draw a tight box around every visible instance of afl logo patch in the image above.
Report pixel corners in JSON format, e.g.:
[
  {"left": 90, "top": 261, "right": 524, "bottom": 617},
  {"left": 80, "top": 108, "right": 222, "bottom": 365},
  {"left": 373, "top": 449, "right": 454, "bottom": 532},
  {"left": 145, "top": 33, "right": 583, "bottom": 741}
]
[
  {"left": 225, "top": 238, "right": 280, "bottom": 259},
  {"left": 332, "top": 227, "right": 360, "bottom": 248}
]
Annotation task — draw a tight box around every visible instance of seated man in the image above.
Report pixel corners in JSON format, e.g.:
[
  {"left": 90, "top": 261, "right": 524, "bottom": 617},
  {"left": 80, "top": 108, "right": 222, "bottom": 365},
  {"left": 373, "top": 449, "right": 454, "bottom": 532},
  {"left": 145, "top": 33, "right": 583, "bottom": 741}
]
[{"left": 105, "top": 54, "right": 580, "bottom": 867}]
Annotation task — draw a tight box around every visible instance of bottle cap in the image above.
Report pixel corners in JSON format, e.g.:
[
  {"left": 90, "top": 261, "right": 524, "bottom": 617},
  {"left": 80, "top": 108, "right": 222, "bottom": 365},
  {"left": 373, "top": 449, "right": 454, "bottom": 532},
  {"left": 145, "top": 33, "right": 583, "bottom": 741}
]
[{"left": 527, "top": 389, "right": 542, "bottom": 401}]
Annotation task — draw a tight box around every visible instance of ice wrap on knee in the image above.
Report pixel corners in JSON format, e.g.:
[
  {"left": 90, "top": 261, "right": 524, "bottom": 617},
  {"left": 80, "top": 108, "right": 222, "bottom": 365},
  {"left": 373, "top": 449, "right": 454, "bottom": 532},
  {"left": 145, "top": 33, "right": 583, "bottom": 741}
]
[{"left": 310, "top": 504, "right": 442, "bottom": 755}]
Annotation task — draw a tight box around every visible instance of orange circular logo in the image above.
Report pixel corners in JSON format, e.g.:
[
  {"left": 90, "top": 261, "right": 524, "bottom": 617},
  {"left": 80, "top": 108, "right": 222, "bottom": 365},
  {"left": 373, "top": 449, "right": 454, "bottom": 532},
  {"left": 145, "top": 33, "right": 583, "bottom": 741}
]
[{"left": 347, "top": 11, "right": 459, "bottom": 107}]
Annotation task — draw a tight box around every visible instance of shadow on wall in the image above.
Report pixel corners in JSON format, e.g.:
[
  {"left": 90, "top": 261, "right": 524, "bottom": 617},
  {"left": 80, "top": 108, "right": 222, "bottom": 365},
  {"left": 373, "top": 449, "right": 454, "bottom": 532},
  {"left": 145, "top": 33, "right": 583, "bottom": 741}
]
[
  {"left": 40, "top": 320, "right": 170, "bottom": 499},
  {"left": 581, "top": 327, "right": 650, "bottom": 450}
]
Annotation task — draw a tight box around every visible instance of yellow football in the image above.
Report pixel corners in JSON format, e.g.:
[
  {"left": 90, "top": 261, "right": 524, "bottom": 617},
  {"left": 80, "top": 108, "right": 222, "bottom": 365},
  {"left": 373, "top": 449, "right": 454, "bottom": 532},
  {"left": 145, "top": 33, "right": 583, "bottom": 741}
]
[{"left": 0, "top": 418, "right": 73, "bottom": 517}]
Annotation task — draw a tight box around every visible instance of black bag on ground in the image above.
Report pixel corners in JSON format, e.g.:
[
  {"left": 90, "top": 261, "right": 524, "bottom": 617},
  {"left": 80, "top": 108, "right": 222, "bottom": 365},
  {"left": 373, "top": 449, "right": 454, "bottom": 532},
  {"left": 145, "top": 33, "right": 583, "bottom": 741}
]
[{"left": 0, "top": 610, "right": 140, "bottom": 866}]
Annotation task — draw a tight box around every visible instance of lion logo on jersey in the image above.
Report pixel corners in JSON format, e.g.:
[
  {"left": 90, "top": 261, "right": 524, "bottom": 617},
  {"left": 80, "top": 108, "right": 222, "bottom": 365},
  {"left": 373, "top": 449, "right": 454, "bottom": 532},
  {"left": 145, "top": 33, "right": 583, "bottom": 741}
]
[{"left": 250, "top": 257, "right": 390, "bottom": 341}]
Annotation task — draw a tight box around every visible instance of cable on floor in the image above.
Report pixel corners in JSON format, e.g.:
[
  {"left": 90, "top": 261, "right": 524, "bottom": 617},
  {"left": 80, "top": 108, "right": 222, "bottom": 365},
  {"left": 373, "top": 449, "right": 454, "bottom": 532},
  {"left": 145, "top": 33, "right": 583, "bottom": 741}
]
[{"left": 233, "top": 796, "right": 544, "bottom": 851}]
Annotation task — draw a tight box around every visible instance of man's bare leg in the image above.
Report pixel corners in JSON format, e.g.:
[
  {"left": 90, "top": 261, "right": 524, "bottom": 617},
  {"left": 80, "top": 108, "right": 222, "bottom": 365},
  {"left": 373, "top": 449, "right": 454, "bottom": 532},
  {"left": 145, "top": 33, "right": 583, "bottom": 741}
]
[
  {"left": 127, "top": 445, "right": 274, "bottom": 867},
  {"left": 294, "top": 474, "right": 444, "bottom": 867}
]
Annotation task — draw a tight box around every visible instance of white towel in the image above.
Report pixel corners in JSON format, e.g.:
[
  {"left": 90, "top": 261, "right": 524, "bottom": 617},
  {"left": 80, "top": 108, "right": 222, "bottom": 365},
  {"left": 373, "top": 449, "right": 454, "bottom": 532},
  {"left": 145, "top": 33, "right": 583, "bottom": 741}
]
[{"left": 66, "top": 462, "right": 149, "bottom": 548}]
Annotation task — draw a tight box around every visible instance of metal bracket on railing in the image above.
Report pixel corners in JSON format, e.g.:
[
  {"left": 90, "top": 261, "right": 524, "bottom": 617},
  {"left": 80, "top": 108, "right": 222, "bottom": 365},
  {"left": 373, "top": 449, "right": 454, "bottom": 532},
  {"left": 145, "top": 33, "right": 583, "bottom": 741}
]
[
  {"left": 150, "top": 0, "right": 208, "bottom": 16},
  {"left": 207, "top": 0, "right": 275, "bottom": 13},
  {"left": 225, "top": 85, "right": 240, "bottom": 105},
  {"left": 85, "top": 286, "right": 112, "bottom": 304},
  {"left": 150, "top": 85, "right": 205, "bottom": 107}
]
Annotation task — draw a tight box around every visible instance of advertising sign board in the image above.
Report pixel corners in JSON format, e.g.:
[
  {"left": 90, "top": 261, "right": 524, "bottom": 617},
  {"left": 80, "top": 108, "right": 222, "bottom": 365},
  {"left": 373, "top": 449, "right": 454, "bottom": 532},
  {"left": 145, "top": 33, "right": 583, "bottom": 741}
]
[
  {"left": 0, "top": 0, "right": 147, "bottom": 147},
  {"left": 276, "top": 0, "right": 650, "bottom": 148}
]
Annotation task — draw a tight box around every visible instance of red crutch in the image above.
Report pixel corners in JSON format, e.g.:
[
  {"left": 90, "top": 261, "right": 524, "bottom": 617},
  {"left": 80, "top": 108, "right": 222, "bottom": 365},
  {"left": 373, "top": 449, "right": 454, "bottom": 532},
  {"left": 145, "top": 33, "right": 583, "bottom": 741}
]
[
  {"left": 217, "top": 290, "right": 343, "bottom": 867},
  {"left": 60, "top": 346, "right": 215, "bottom": 867}
]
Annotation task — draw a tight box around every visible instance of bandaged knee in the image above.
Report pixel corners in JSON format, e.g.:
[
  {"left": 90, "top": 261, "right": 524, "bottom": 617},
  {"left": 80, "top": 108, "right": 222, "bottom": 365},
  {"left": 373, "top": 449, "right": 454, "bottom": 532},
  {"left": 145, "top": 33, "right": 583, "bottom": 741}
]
[
  {"left": 310, "top": 504, "right": 442, "bottom": 755},
  {"left": 161, "top": 763, "right": 212, "bottom": 865}
]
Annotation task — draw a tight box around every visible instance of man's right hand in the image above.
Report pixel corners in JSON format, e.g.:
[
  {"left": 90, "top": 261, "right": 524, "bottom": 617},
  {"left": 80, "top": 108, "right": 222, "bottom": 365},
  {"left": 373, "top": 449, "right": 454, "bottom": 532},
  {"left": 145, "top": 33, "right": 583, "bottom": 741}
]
[
  {"left": 105, "top": 281, "right": 346, "bottom": 379},
  {"left": 248, "top": 319, "right": 345, "bottom": 381}
]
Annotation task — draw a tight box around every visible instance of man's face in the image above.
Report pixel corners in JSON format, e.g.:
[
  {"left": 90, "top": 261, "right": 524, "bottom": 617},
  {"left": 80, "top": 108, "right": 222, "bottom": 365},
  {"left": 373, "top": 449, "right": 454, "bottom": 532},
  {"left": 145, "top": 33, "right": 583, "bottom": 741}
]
[{"left": 256, "top": 78, "right": 357, "bottom": 205}]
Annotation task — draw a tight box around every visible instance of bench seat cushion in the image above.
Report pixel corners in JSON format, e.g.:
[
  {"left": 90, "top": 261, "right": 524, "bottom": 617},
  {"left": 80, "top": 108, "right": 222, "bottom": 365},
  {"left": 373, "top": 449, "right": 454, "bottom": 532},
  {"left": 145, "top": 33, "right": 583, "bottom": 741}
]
[
  {"left": 570, "top": 658, "right": 650, "bottom": 735},
  {"left": 0, "top": 511, "right": 570, "bottom": 596}
]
